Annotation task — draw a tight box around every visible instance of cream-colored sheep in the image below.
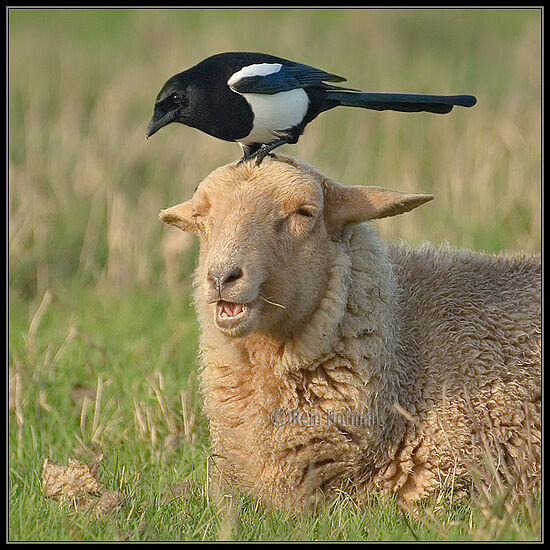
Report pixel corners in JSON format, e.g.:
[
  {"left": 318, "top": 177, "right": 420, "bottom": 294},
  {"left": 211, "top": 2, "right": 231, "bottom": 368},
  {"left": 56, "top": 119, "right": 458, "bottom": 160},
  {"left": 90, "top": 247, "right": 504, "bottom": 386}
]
[{"left": 160, "top": 156, "right": 541, "bottom": 511}]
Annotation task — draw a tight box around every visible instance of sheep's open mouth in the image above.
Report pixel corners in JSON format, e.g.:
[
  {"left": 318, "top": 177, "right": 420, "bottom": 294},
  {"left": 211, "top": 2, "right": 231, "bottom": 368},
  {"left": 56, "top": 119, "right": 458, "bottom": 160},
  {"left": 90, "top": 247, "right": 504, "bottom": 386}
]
[{"left": 215, "top": 300, "right": 249, "bottom": 329}]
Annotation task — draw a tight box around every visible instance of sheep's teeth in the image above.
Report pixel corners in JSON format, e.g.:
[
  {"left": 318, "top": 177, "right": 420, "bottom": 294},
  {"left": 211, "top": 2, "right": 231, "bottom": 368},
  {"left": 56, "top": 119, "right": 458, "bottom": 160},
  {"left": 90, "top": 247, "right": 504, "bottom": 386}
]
[{"left": 218, "top": 301, "right": 246, "bottom": 318}]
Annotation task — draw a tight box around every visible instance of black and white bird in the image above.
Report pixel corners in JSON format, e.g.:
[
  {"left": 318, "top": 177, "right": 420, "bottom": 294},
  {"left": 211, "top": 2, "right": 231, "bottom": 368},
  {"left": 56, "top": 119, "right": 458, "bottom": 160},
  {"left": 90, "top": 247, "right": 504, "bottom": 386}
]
[{"left": 146, "top": 52, "right": 477, "bottom": 164}]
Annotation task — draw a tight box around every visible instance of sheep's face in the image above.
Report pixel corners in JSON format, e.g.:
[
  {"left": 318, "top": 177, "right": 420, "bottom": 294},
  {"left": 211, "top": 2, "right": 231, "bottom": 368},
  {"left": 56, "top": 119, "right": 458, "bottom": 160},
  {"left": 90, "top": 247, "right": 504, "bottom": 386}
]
[{"left": 160, "top": 157, "right": 433, "bottom": 338}]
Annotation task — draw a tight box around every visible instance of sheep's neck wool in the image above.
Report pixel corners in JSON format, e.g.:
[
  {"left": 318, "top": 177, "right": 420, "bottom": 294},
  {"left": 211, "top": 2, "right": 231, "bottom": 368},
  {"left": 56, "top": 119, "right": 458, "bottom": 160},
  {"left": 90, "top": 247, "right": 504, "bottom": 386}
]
[{"left": 198, "top": 223, "right": 416, "bottom": 506}]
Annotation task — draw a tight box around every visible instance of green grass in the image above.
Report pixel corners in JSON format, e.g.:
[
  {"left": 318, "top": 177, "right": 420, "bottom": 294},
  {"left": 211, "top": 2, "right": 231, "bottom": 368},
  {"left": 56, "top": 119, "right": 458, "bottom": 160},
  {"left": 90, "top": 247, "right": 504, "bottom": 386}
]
[
  {"left": 7, "top": 282, "right": 541, "bottom": 541},
  {"left": 9, "top": 7, "right": 541, "bottom": 541}
]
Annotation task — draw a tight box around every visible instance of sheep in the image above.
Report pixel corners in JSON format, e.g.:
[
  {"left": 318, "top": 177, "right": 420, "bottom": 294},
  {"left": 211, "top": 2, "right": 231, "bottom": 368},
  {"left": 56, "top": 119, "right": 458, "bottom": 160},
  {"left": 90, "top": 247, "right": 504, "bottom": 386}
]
[{"left": 159, "top": 155, "right": 541, "bottom": 511}]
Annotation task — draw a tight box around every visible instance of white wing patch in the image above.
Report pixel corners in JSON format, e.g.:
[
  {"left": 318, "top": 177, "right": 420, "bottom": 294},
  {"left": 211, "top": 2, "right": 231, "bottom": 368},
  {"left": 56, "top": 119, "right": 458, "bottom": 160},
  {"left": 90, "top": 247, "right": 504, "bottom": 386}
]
[
  {"left": 237, "top": 89, "right": 310, "bottom": 144},
  {"left": 227, "top": 63, "right": 283, "bottom": 89},
  {"left": 227, "top": 62, "right": 310, "bottom": 144}
]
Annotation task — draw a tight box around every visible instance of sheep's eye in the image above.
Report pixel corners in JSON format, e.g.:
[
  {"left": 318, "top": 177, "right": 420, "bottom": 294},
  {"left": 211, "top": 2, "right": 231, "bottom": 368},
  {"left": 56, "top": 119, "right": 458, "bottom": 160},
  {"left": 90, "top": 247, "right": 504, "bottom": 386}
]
[
  {"left": 274, "top": 218, "right": 286, "bottom": 233},
  {"left": 296, "top": 208, "right": 313, "bottom": 218}
]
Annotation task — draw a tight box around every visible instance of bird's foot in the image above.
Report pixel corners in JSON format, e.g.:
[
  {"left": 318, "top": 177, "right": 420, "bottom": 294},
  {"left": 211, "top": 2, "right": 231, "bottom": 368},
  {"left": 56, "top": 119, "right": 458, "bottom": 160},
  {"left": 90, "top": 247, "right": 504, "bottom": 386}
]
[
  {"left": 250, "top": 147, "right": 274, "bottom": 166},
  {"left": 238, "top": 148, "right": 270, "bottom": 166},
  {"left": 238, "top": 139, "right": 288, "bottom": 166}
]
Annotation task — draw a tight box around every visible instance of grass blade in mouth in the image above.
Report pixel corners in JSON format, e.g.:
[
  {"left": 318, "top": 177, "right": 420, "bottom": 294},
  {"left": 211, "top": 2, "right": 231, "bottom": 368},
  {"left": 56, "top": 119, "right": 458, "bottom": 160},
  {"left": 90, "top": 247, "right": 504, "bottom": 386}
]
[{"left": 259, "top": 295, "right": 286, "bottom": 309}]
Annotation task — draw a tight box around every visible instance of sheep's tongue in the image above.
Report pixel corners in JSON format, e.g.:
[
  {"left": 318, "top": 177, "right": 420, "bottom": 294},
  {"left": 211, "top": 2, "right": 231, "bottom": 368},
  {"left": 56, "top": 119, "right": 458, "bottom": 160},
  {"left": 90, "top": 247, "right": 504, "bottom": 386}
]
[{"left": 220, "top": 301, "right": 244, "bottom": 317}]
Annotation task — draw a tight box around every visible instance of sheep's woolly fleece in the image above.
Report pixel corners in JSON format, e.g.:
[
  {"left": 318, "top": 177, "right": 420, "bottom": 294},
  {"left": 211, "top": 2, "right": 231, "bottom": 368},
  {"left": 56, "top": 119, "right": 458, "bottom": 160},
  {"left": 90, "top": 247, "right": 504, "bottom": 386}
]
[{"left": 161, "top": 156, "right": 541, "bottom": 511}]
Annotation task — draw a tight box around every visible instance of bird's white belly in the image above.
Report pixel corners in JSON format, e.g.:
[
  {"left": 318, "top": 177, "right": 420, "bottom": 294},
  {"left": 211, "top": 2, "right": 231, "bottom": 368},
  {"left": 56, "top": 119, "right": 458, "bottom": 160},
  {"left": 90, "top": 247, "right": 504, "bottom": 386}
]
[{"left": 237, "top": 88, "right": 309, "bottom": 144}]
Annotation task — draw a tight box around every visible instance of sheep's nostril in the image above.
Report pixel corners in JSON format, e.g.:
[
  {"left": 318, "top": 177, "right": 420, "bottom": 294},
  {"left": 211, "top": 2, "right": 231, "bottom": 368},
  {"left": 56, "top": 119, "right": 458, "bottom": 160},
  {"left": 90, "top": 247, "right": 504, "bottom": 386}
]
[
  {"left": 208, "top": 266, "right": 243, "bottom": 294},
  {"left": 223, "top": 267, "right": 243, "bottom": 286}
]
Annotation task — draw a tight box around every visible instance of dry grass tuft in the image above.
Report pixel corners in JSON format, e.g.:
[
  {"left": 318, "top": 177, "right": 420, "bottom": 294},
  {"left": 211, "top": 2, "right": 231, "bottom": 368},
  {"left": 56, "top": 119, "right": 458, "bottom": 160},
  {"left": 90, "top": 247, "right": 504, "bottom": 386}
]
[{"left": 42, "top": 454, "right": 124, "bottom": 517}]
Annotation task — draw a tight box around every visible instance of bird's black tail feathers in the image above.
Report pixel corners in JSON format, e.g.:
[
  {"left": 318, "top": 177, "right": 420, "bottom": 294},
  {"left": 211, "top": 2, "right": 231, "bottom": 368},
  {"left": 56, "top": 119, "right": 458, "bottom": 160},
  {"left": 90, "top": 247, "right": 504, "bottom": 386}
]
[{"left": 327, "top": 90, "right": 477, "bottom": 114}]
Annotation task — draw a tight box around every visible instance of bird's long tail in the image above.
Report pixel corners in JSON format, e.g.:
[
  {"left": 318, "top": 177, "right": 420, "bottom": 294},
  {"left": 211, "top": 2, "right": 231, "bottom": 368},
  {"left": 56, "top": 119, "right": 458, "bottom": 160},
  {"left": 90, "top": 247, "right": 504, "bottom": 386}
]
[{"left": 327, "top": 90, "right": 477, "bottom": 114}]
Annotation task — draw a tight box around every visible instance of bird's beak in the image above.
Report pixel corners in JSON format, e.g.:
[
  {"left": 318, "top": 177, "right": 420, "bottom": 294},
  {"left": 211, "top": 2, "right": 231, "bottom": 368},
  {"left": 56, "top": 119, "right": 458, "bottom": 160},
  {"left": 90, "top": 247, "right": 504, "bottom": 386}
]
[{"left": 146, "top": 110, "right": 176, "bottom": 139}]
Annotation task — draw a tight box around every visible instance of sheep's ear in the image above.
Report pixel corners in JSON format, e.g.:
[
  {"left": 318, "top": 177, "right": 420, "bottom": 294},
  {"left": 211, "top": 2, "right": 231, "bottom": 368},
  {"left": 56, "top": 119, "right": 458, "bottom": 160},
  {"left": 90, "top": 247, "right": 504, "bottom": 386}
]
[
  {"left": 159, "top": 200, "right": 198, "bottom": 234},
  {"left": 324, "top": 182, "right": 434, "bottom": 231}
]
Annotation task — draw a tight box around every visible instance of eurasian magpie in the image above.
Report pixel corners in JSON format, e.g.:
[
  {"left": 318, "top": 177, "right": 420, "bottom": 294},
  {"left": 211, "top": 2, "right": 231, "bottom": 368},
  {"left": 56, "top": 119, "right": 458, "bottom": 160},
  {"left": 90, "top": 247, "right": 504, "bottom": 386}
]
[{"left": 146, "top": 52, "right": 477, "bottom": 164}]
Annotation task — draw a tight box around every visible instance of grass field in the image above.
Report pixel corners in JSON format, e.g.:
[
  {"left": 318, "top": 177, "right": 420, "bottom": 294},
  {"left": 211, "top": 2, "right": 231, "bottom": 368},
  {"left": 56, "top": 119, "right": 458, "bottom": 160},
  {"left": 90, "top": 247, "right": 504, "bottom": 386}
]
[{"left": 8, "top": 8, "right": 541, "bottom": 541}]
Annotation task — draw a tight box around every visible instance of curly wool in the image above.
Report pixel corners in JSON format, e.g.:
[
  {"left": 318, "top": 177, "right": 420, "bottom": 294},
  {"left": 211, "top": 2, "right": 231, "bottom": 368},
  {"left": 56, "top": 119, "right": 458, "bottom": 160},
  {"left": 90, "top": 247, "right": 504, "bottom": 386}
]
[{"left": 200, "top": 218, "right": 540, "bottom": 510}]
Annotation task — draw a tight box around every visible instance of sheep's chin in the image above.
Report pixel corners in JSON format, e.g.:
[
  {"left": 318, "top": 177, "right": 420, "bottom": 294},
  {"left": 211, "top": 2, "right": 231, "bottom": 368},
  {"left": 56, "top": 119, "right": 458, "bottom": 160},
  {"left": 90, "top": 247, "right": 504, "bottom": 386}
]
[{"left": 214, "top": 300, "right": 258, "bottom": 337}]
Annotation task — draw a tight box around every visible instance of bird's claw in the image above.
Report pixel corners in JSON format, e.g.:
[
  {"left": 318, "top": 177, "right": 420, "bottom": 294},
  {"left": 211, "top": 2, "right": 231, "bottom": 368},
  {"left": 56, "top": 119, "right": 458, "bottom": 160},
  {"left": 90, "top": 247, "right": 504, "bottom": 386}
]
[
  {"left": 239, "top": 139, "right": 288, "bottom": 166},
  {"left": 238, "top": 148, "right": 270, "bottom": 166}
]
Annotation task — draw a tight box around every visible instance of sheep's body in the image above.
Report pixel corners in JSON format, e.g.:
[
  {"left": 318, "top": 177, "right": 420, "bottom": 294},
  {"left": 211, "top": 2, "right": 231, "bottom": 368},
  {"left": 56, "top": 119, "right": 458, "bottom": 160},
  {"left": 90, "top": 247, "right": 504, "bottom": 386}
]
[
  {"left": 161, "top": 157, "right": 541, "bottom": 511},
  {"left": 384, "top": 242, "right": 541, "bottom": 500},
  {"left": 201, "top": 227, "right": 540, "bottom": 508}
]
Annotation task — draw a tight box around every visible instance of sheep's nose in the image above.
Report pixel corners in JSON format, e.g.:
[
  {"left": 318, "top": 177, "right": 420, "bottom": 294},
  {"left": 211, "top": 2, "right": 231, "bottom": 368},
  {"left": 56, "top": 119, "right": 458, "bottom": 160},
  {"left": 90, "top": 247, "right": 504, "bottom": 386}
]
[{"left": 207, "top": 266, "right": 243, "bottom": 294}]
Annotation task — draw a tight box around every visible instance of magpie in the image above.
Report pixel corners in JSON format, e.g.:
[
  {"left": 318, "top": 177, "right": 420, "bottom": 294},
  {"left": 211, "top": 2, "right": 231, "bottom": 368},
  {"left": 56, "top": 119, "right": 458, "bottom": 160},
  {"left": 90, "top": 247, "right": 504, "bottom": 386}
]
[{"left": 146, "top": 52, "right": 477, "bottom": 164}]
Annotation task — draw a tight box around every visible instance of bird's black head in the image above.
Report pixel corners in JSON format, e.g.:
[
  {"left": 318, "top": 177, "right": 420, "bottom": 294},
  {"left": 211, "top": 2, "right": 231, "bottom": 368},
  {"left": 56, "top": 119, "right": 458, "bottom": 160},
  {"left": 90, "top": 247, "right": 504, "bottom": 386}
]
[{"left": 146, "top": 73, "right": 194, "bottom": 139}]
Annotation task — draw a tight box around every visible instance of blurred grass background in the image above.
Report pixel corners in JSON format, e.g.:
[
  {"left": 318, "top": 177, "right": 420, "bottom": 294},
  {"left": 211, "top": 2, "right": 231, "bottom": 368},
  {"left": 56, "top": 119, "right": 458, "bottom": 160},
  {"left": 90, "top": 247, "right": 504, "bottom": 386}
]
[{"left": 8, "top": 8, "right": 541, "bottom": 541}]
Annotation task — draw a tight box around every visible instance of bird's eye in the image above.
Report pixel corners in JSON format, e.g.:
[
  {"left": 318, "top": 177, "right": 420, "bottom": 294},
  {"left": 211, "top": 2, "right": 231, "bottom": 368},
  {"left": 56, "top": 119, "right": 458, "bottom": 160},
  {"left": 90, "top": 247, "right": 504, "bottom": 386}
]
[{"left": 171, "top": 92, "right": 184, "bottom": 104}]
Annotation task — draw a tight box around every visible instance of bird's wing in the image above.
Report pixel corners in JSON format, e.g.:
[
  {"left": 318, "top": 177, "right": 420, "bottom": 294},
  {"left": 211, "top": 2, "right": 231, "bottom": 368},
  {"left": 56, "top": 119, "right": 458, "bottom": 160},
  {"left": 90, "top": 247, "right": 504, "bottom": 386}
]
[
  {"left": 228, "top": 62, "right": 346, "bottom": 95},
  {"left": 285, "top": 62, "right": 346, "bottom": 86}
]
